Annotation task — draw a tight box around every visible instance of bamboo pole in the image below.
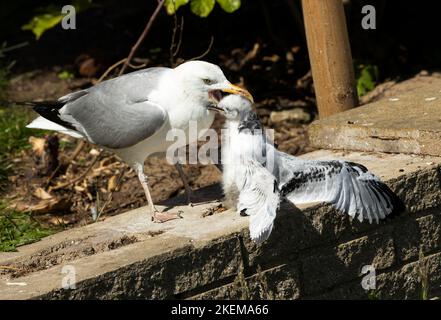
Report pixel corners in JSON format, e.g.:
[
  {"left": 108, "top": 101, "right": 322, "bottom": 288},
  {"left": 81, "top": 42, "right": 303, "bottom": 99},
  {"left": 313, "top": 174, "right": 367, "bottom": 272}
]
[{"left": 302, "top": 0, "right": 358, "bottom": 118}]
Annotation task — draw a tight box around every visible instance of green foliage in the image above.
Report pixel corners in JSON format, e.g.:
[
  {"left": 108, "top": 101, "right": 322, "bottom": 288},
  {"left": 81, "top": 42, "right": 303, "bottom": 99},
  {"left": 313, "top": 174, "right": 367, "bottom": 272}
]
[
  {"left": 0, "top": 106, "right": 45, "bottom": 190},
  {"left": 165, "top": 0, "right": 241, "bottom": 17},
  {"left": 0, "top": 206, "right": 54, "bottom": 252},
  {"left": 216, "top": 0, "right": 241, "bottom": 13},
  {"left": 58, "top": 70, "right": 74, "bottom": 80},
  {"left": 165, "top": 0, "right": 190, "bottom": 15},
  {"left": 0, "top": 66, "right": 9, "bottom": 100},
  {"left": 0, "top": 102, "right": 53, "bottom": 251},
  {"left": 0, "top": 107, "right": 42, "bottom": 156},
  {"left": 367, "top": 289, "right": 380, "bottom": 300},
  {"left": 22, "top": 0, "right": 92, "bottom": 40},
  {"left": 418, "top": 248, "right": 430, "bottom": 300},
  {"left": 22, "top": 7, "right": 64, "bottom": 40},
  {"left": 191, "top": 0, "right": 215, "bottom": 17},
  {"left": 355, "top": 64, "right": 379, "bottom": 97}
]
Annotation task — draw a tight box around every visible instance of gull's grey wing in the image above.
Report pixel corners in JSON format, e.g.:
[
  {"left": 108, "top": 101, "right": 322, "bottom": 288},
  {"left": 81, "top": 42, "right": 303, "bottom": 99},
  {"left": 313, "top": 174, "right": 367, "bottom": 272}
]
[
  {"left": 53, "top": 67, "right": 171, "bottom": 149},
  {"left": 276, "top": 153, "right": 404, "bottom": 223},
  {"left": 237, "top": 160, "right": 280, "bottom": 244}
]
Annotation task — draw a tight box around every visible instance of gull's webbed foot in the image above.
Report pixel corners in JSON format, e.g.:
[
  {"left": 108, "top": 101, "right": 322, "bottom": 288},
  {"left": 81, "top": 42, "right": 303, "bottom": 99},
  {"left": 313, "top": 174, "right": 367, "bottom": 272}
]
[{"left": 152, "top": 210, "right": 183, "bottom": 223}]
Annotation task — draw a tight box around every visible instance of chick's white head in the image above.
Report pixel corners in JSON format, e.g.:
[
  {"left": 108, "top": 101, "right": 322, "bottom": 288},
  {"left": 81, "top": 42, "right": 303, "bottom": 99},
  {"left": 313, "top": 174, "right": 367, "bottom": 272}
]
[{"left": 218, "top": 94, "right": 254, "bottom": 120}]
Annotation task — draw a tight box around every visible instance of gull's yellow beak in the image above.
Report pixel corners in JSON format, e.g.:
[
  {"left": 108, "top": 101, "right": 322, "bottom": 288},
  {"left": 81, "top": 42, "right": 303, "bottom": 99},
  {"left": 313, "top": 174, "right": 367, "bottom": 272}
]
[{"left": 222, "top": 83, "right": 254, "bottom": 103}]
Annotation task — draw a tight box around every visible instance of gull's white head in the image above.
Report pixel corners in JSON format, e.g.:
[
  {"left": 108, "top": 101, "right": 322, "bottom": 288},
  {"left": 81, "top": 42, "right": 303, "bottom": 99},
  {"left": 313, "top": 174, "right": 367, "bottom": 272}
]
[
  {"left": 174, "top": 61, "right": 253, "bottom": 112},
  {"left": 218, "top": 94, "right": 254, "bottom": 121}
]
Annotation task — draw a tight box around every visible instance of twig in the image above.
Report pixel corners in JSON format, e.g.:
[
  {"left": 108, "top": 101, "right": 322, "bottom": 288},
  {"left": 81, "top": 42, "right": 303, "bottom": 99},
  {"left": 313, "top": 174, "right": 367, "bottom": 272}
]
[
  {"left": 45, "top": 140, "right": 86, "bottom": 189},
  {"left": 97, "top": 58, "right": 148, "bottom": 83},
  {"left": 170, "top": 14, "right": 184, "bottom": 67},
  {"left": 49, "top": 153, "right": 101, "bottom": 191},
  {"left": 188, "top": 36, "right": 214, "bottom": 62},
  {"left": 95, "top": 167, "right": 126, "bottom": 221},
  {"left": 119, "top": 0, "right": 165, "bottom": 76},
  {"left": 0, "top": 265, "right": 21, "bottom": 271},
  {"left": 97, "top": 58, "right": 127, "bottom": 83}
]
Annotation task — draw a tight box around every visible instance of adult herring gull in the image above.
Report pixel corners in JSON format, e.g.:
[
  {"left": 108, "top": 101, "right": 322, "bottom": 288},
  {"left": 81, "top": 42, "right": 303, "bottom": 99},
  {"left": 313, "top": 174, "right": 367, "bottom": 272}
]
[{"left": 26, "top": 61, "right": 253, "bottom": 222}]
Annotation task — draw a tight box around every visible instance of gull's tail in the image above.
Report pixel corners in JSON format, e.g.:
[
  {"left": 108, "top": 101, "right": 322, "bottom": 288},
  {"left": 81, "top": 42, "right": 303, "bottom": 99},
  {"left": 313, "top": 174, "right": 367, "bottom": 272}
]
[{"left": 2, "top": 99, "right": 84, "bottom": 139}]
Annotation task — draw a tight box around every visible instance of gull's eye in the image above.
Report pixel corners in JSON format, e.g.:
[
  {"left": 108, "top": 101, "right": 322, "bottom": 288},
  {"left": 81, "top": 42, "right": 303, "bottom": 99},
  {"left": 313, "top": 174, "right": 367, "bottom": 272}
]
[{"left": 203, "top": 78, "right": 214, "bottom": 85}]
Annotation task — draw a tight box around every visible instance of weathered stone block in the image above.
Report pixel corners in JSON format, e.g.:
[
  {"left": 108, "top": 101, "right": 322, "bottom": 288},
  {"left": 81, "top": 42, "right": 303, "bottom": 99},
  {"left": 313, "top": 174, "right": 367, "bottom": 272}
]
[
  {"left": 394, "top": 210, "right": 441, "bottom": 262},
  {"left": 390, "top": 166, "right": 441, "bottom": 213},
  {"left": 44, "top": 236, "right": 242, "bottom": 299},
  {"left": 193, "top": 262, "right": 301, "bottom": 300},
  {"left": 307, "top": 280, "right": 370, "bottom": 300},
  {"left": 376, "top": 252, "right": 441, "bottom": 299},
  {"left": 302, "top": 230, "right": 395, "bottom": 295}
]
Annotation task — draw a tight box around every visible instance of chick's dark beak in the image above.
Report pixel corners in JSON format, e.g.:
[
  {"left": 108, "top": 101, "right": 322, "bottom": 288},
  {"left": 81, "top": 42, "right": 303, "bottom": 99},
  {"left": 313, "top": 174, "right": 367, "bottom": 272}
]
[
  {"left": 208, "top": 90, "right": 225, "bottom": 113},
  {"left": 207, "top": 104, "right": 224, "bottom": 113}
]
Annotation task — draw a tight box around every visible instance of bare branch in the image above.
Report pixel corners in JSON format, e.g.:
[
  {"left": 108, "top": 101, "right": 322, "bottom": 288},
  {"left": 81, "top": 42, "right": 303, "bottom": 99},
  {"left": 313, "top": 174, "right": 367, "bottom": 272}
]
[
  {"left": 188, "top": 36, "right": 214, "bottom": 62},
  {"left": 119, "top": 0, "right": 165, "bottom": 76},
  {"left": 170, "top": 14, "right": 184, "bottom": 67}
]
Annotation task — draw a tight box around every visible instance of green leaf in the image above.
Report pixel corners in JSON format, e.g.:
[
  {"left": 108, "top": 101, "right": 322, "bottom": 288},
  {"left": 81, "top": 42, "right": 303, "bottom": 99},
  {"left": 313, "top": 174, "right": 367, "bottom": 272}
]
[
  {"left": 22, "top": 12, "right": 64, "bottom": 40},
  {"left": 356, "top": 64, "right": 378, "bottom": 97},
  {"left": 0, "top": 209, "right": 55, "bottom": 252},
  {"left": 216, "top": 0, "right": 241, "bottom": 13},
  {"left": 58, "top": 70, "right": 74, "bottom": 80},
  {"left": 190, "top": 0, "right": 215, "bottom": 17},
  {"left": 22, "top": 0, "right": 92, "bottom": 40},
  {"left": 164, "top": 0, "right": 190, "bottom": 15}
]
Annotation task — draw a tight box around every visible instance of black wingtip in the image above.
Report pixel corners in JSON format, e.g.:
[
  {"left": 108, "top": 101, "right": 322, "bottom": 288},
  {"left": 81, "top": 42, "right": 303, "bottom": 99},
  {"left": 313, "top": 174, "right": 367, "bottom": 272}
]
[
  {"left": 383, "top": 184, "right": 406, "bottom": 220},
  {"left": 369, "top": 179, "right": 405, "bottom": 222}
]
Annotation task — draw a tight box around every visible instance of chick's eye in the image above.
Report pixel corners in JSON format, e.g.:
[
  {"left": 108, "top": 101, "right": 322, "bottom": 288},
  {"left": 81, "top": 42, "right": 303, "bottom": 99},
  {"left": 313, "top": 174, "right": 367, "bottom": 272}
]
[{"left": 203, "top": 78, "right": 214, "bottom": 85}]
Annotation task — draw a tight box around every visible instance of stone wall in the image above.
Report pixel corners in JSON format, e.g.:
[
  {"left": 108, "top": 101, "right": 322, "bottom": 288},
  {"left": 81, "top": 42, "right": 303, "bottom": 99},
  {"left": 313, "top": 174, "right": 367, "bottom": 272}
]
[
  {"left": 1, "top": 151, "right": 440, "bottom": 300},
  {"left": 44, "top": 165, "right": 441, "bottom": 300}
]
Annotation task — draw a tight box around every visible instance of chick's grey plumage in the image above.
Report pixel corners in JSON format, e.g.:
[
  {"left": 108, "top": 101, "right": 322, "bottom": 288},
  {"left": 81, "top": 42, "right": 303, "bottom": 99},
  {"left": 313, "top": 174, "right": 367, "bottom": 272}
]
[{"left": 219, "top": 95, "right": 404, "bottom": 243}]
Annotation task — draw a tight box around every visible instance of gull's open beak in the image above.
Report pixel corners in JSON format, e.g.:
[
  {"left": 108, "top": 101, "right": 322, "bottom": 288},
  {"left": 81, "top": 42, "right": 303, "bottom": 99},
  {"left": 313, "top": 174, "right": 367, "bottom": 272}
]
[{"left": 221, "top": 83, "right": 254, "bottom": 103}]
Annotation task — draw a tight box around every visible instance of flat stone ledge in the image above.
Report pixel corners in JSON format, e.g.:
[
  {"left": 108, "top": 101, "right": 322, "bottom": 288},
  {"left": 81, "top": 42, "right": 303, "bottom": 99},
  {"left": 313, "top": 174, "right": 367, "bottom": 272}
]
[{"left": 309, "top": 77, "right": 441, "bottom": 156}]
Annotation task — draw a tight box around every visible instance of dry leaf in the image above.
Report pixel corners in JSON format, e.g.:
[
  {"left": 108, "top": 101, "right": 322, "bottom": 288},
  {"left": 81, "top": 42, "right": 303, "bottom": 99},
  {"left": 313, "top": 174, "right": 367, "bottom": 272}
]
[
  {"left": 74, "top": 186, "right": 85, "bottom": 192},
  {"left": 107, "top": 175, "right": 117, "bottom": 192},
  {"left": 33, "top": 187, "right": 53, "bottom": 200},
  {"left": 29, "top": 136, "right": 46, "bottom": 157},
  {"left": 14, "top": 196, "right": 71, "bottom": 215}
]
